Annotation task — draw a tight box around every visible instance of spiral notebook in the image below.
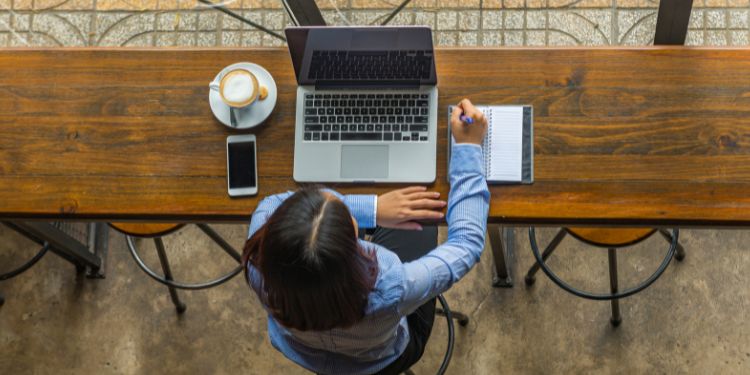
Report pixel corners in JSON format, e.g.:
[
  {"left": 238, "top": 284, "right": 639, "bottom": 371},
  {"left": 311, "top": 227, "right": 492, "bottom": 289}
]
[{"left": 448, "top": 105, "right": 534, "bottom": 184}]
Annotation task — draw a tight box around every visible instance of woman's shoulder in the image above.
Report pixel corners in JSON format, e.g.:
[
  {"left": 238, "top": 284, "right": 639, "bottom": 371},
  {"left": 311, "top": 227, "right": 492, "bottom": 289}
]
[{"left": 363, "top": 242, "right": 406, "bottom": 311}]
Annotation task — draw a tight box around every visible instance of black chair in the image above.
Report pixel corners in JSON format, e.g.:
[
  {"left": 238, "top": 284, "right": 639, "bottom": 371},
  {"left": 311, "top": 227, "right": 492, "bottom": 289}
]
[
  {"left": 525, "top": 227, "right": 685, "bottom": 326},
  {"left": 312, "top": 294, "right": 468, "bottom": 375},
  {"left": 402, "top": 294, "right": 469, "bottom": 375},
  {"left": 109, "top": 223, "right": 243, "bottom": 314},
  {"left": 352, "top": 233, "right": 469, "bottom": 374}
]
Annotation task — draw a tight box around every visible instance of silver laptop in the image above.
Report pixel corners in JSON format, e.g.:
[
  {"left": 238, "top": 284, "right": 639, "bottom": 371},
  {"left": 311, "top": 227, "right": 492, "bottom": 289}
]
[{"left": 286, "top": 26, "right": 438, "bottom": 183}]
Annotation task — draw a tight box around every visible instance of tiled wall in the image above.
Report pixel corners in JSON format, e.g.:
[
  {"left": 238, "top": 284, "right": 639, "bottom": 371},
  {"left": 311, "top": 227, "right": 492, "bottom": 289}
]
[{"left": 0, "top": 0, "right": 748, "bottom": 47}]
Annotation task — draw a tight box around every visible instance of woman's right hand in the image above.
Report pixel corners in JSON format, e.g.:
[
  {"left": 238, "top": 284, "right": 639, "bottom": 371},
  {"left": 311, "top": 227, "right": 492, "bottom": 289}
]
[
  {"left": 377, "top": 186, "right": 446, "bottom": 230},
  {"left": 450, "top": 98, "right": 488, "bottom": 145}
]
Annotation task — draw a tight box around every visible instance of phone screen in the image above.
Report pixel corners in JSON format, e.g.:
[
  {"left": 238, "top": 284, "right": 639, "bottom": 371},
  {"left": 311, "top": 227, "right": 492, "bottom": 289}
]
[{"left": 227, "top": 141, "right": 256, "bottom": 189}]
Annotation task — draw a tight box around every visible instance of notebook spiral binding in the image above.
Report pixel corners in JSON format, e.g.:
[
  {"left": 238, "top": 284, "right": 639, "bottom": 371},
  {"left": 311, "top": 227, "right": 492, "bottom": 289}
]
[{"left": 482, "top": 110, "right": 492, "bottom": 176}]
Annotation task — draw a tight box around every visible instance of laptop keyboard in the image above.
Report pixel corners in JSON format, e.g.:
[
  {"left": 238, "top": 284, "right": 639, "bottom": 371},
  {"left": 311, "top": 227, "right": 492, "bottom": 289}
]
[
  {"left": 308, "top": 50, "right": 433, "bottom": 81},
  {"left": 303, "top": 93, "right": 431, "bottom": 142}
]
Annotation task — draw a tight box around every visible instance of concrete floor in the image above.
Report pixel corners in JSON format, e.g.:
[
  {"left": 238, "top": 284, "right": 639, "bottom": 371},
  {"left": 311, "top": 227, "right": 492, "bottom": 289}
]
[{"left": 1, "top": 224, "right": 750, "bottom": 374}]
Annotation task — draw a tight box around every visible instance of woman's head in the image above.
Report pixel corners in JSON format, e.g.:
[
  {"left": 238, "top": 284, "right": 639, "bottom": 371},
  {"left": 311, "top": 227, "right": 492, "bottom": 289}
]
[{"left": 243, "top": 188, "right": 377, "bottom": 331}]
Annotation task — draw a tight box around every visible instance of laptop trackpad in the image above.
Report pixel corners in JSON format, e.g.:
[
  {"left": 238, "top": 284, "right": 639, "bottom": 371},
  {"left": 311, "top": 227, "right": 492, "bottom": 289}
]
[{"left": 341, "top": 146, "right": 389, "bottom": 180}]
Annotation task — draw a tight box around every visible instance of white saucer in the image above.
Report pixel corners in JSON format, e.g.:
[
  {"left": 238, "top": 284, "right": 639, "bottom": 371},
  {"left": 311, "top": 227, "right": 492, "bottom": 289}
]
[{"left": 209, "top": 62, "right": 277, "bottom": 130}]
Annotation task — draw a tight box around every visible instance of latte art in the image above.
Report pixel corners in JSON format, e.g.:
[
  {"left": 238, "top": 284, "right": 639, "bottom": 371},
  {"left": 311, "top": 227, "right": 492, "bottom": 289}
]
[
  {"left": 222, "top": 74, "right": 254, "bottom": 104},
  {"left": 219, "top": 69, "right": 259, "bottom": 107}
]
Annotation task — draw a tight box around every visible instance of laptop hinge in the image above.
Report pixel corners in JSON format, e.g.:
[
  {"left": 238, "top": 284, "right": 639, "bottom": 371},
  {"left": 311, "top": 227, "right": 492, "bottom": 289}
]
[{"left": 315, "top": 80, "right": 421, "bottom": 90}]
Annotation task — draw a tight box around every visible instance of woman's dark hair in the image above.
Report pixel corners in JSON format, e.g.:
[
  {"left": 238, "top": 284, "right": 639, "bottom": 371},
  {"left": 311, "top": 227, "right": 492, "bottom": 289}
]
[{"left": 242, "top": 188, "right": 378, "bottom": 331}]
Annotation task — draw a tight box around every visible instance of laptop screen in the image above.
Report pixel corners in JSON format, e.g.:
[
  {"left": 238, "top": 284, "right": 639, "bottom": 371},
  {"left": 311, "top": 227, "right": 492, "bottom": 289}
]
[{"left": 285, "top": 27, "right": 437, "bottom": 87}]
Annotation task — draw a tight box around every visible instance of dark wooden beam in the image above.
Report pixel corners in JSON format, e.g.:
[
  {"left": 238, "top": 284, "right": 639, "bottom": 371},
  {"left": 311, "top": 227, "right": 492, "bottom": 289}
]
[
  {"left": 654, "top": 0, "right": 694, "bottom": 45},
  {"left": 281, "top": 0, "right": 327, "bottom": 26}
]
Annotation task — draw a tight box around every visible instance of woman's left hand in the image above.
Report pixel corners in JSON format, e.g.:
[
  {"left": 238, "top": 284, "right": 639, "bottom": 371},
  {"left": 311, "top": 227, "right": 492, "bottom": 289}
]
[{"left": 377, "top": 186, "right": 446, "bottom": 230}]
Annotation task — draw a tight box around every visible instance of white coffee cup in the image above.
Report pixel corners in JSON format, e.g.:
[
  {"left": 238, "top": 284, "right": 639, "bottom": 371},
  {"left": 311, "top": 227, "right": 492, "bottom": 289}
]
[{"left": 209, "top": 69, "right": 268, "bottom": 109}]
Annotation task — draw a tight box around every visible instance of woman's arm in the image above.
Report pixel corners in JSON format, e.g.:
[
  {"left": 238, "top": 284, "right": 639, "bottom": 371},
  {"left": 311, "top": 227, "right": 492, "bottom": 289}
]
[
  {"left": 396, "top": 144, "right": 490, "bottom": 315},
  {"left": 325, "top": 190, "right": 378, "bottom": 229},
  {"left": 396, "top": 99, "right": 490, "bottom": 315}
]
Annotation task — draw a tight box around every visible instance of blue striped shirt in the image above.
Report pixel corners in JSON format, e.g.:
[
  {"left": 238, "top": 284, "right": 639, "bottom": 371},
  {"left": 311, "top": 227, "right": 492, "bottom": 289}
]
[{"left": 246, "top": 144, "right": 490, "bottom": 375}]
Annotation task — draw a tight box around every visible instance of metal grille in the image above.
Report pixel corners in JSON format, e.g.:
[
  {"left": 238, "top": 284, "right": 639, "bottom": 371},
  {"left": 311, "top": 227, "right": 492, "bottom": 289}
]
[{"left": 51, "top": 222, "right": 92, "bottom": 247}]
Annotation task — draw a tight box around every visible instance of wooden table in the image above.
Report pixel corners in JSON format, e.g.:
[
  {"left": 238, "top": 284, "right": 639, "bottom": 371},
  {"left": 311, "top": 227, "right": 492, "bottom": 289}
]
[{"left": 3, "top": 47, "right": 750, "bottom": 283}]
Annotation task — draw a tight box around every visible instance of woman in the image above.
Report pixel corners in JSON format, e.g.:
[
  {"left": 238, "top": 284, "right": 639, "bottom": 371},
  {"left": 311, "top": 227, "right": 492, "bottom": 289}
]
[{"left": 243, "top": 99, "right": 489, "bottom": 375}]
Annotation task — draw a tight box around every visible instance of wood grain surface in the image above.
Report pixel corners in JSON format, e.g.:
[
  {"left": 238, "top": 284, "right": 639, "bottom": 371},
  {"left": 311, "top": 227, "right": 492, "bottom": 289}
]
[{"left": 2, "top": 47, "right": 750, "bottom": 225}]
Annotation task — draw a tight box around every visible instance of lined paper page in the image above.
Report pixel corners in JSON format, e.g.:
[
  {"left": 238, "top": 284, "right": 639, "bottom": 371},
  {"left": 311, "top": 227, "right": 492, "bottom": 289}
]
[{"left": 485, "top": 106, "right": 523, "bottom": 182}]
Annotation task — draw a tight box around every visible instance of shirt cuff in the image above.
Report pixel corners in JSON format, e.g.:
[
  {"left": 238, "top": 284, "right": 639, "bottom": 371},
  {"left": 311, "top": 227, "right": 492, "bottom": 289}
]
[
  {"left": 342, "top": 194, "right": 378, "bottom": 229},
  {"left": 450, "top": 144, "right": 484, "bottom": 175}
]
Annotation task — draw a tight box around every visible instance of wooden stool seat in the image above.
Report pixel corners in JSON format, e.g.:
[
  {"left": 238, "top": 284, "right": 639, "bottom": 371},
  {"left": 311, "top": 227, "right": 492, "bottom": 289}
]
[
  {"left": 113, "top": 222, "right": 244, "bottom": 314},
  {"left": 527, "top": 227, "right": 683, "bottom": 326},
  {"left": 566, "top": 227, "right": 656, "bottom": 248},
  {"left": 109, "top": 223, "right": 185, "bottom": 238}
]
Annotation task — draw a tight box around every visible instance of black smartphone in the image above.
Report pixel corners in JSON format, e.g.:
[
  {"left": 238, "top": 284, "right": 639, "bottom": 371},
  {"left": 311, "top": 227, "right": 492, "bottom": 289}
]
[{"left": 226, "top": 135, "right": 258, "bottom": 197}]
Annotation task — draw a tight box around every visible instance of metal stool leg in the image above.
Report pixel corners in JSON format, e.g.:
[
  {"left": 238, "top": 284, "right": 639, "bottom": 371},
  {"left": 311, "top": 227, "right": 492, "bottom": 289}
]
[
  {"left": 658, "top": 229, "right": 685, "bottom": 261},
  {"left": 608, "top": 248, "right": 622, "bottom": 327},
  {"left": 525, "top": 229, "right": 567, "bottom": 286},
  {"left": 489, "top": 224, "right": 513, "bottom": 288},
  {"left": 449, "top": 310, "right": 470, "bottom": 327},
  {"left": 196, "top": 224, "right": 242, "bottom": 262},
  {"left": 436, "top": 307, "right": 470, "bottom": 327},
  {"left": 153, "top": 238, "right": 187, "bottom": 314}
]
